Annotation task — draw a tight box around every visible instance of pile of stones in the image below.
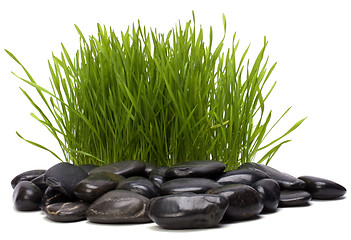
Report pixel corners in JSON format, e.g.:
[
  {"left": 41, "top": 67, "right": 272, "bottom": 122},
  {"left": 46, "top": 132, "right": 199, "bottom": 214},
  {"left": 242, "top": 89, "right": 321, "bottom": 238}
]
[{"left": 11, "top": 160, "right": 346, "bottom": 229}]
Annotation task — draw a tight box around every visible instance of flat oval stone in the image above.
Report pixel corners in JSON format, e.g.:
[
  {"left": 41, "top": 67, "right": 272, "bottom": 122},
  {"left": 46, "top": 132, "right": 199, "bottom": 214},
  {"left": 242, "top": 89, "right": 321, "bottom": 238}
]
[
  {"left": 217, "top": 168, "right": 269, "bottom": 186},
  {"left": 88, "top": 160, "right": 145, "bottom": 177},
  {"left": 149, "top": 166, "right": 168, "bottom": 188},
  {"left": 44, "top": 162, "right": 88, "bottom": 198},
  {"left": 117, "top": 176, "right": 159, "bottom": 199},
  {"left": 43, "top": 202, "right": 89, "bottom": 222},
  {"left": 239, "top": 163, "right": 306, "bottom": 190},
  {"left": 279, "top": 190, "right": 311, "bottom": 207},
  {"left": 207, "top": 184, "right": 264, "bottom": 221},
  {"left": 86, "top": 190, "right": 150, "bottom": 223},
  {"left": 74, "top": 172, "right": 125, "bottom": 202},
  {"left": 13, "top": 181, "right": 43, "bottom": 211},
  {"left": 298, "top": 176, "right": 346, "bottom": 200},
  {"left": 160, "top": 177, "right": 221, "bottom": 195},
  {"left": 252, "top": 179, "right": 280, "bottom": 212},
  {"left": 41, "top": 187, "right": 76, "bottom": 210},
  {"left": 147, "top": 193, "right": 228, "bottom": 229},
  {"left": 11, "top": 169, "right": 46, "bottom": 188},
  {"left": 165, "top": 160, "right": 226, "bottom": 179}
]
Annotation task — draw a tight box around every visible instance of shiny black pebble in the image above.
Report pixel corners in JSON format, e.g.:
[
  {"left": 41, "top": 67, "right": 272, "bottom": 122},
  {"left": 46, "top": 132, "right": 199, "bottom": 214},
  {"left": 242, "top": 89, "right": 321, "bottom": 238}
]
[
  {"left": 13, "top": 181, "right": 43, "bottom": 211},
  {"left": 44, "top": 201, "right": 89, "bottom": 222},
  {"left": 207, "top": 184, "right": 264, "bottom": 221},
  {"left": 160, "top": 177, "right": 221, "bottom": 195},
  {"left": 252, "top": 179, "right": 280, "bottom": 212},
  {"left": 44, "top": 162, "right": 88, "bottom": 198},
  {"left": 148, "top": 193, "right": 229, "bottom": 229},
  {"left": 41, "top": 187, "right": 76, "bottom": 210},
  {"left": 149, "top": 166, "right": 168, "bottom": 188},
  {"left": 298, "top": 176, "right": 346, "bottom": 200},
  {"left": 117, "top": 176, "right": 159, "bottom": 198},
  {"left": 74, "top": 172, "right": 125, "bottom": 202},
  {"left": 239, "top": 163, "right": 306, "bottom": 190},
  {"left": 165, "top": 160, "right": 226, "bottom": 179},
  {"left": 11, "top": 169, "right": 46, "bottom": 188},
  {"left": 86, "top": 190, "right": 150, "bottom": 223},
  {"left": 217, "top": 168, "right": 269, "bottom": 186},
  {"left": 279, "top": 190, "right": 311, "bottom": 207},
  {"left": 88, "top": 160, "right": 145, "bottom": 177}
]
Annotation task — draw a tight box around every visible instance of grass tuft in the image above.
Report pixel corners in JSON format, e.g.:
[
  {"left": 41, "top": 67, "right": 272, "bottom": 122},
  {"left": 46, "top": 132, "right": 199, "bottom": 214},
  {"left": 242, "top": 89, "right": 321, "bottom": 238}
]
[{"left": 6, "top": 13, "right": 306, "bottom": 169}]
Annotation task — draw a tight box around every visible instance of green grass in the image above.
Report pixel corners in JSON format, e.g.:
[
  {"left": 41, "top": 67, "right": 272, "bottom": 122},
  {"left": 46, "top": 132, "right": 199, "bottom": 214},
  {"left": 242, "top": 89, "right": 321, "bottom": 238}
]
[{"left": 6, "top": 13, "right": 306, "bottom": 169}]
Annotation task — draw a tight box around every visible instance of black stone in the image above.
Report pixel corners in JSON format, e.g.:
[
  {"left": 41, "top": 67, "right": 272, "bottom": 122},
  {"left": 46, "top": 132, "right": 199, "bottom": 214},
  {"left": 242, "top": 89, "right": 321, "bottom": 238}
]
[
  {"left": 207, "top": 184, "right": 264, "bottom": 221},
  {"left": 149, "top": 166, "right": 168, "bottom": 188},
  {"left": 165, "top": 160, "right": 226, "bottom": 179},
  {"left": 30, "top": 174, "right": 48, "bottom": 192},
  {"left": 41, "top": 187, "right": 75, "bottom": 210},
  {"left": 279, "top": 190, "right": 311, "bottom": 207},
  {"left": 13, "top": 181, "right": 43, "bottom": 211},
  {"left": 88, "top": 160, "right": 145, "bottom": 177},
  {"left": 217, "top": 168, "right": 269, "bottom": 186},
  {"left": 44, "top": 162, "right": 88, "bottom": 198},
  {"left": 11, "top": 169, "right": 46, "bottom": 188},
  {"left": 239, "top": 163, "right": 306, "bottom": 190},
  {"left": 78, "top": 164, "right": 99, "bottom": 173},
  {"left": 86, "top": 190, "right": 150, "bottom": 223},
  {"left": 160, "top": 177, "right": 221, "bottom": 195},
  {"left": 298, "top": 176, "right": 347, "bottom": 200},
  {"left": 147, "top": 193, "right": 229, "bottom": 229},
  {"left": 43, "top": 201, "right": 89, "bottom": 222},
  {"left": 117, "top": 176, "right": 159, "bottom": 199},
  {"left": 74, "top": 172, "right": 125, "bottom": 202},
  {"left": 252, "top": 179, "right": 280, "bottom": 212},
  {"left": 144, "top": 162, "right": 156, "bottom": 177}
]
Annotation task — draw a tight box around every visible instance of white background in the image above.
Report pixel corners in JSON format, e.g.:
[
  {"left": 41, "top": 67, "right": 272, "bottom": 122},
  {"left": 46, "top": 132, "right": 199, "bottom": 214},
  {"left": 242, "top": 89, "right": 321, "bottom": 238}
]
[{"left": 1, "top": 0, "right": 350, "bottom": 239}]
